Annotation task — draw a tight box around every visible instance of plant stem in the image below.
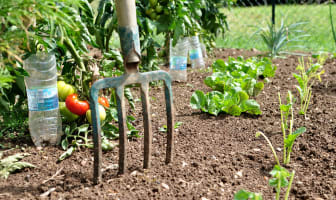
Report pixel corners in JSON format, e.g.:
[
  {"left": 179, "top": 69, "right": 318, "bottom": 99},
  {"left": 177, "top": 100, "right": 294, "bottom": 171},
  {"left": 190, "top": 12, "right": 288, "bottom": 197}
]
[
  {"left": 303, "top": 89, "right": 312, "bottom": 118},
  {"left": 285, "top": 94, "right": 294, "bottom": 165},
  {"left": 284, "top": 171, "right": 295, "bottom": 200},
  {"left": 63, "top": 37, "right": 86, "bottom": 72},
  {"left": 278, "top": 92, "right": 287, "bottom": 164},
  {"left": 276, "top": 177, "right": 281, "bottom": 200},
  {"left": 257, "top": 132, "right": 280, "bottom": 166}
]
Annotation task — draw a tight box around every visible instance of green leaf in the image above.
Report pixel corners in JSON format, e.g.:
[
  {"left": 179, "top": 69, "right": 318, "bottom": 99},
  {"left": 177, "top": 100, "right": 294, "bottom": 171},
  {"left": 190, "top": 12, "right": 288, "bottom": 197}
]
[
  {"left": 293, "top": 73, "right": 304, "bottom": 89},
  {"left": 240, "top": 100, "right": 262, "bottom": 115},
  {"left": 253, "top": 82, "right": 264, "bottom": 97},
  {"left": 284, "top": 127, "right": 306, "bottom": 151},
  {"left": 0, "top": 153, "right": 30, "bottom": 166},
  {"left": 124, "top": 88, "right": 135, "bottom": 109},
  {"left": 0, "top": 153, "right": 35, "bottom": 179},
  {"left": 61, "top": 139, "right": 69, "bottom": 151},
  {"left": 269, "top": 165, "right": 290, "bottom": 188},
  {"left": 101, "top": 137, "right": 117, "bottom": 151},
  {"left": 174, "top": 121, "right": 183, "bottom": 129},
  {"left": 58, "top": 146, "right": 75, "bottom": 162},
  {"left": 190, "top": 90, "right": 206, "bottom": 110},
  {"left": 238, "top": 91, "right": 249, "bottom": 104},
  {"left": 227, "top": 105, "right": 242, "bottom": 116},
  {"left": 234, "top": 190, "right": 263, "bottom": 200}
]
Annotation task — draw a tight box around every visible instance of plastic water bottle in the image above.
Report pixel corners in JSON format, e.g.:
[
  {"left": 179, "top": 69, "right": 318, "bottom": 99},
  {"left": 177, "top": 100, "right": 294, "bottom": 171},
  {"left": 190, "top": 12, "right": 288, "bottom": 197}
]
[
  {"left": 169, "top": 38, "right": 189, "bottom": 81},
  {"left": 24, "top": 53, "right": 62, "bottom": 147},
  {"left": 188, "top": 35, "right": 205, "bottom": 69}
]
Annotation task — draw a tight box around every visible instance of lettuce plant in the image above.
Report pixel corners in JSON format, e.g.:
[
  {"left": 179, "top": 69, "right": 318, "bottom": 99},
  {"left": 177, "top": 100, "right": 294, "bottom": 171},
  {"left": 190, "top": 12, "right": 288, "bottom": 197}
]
[{"left": 190, "top": 56, "right": 276, "bottom": 116}]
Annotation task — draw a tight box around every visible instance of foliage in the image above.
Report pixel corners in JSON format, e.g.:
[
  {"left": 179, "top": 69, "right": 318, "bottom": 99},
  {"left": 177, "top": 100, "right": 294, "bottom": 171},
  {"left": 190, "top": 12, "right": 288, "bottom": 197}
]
[
  {"left": 269, "top": 165, "right": 295, "bottom": 200},
  {"left": 256, "top": 20, "right": 308, "bottom": 57},
  {"left": 136, "top": 0, "right": 232, "bottom": 67},
  {"left": 206, "top": 57, "right": 276, "bottom": 96},
  {"left": 293, "top": 57, "right": 325, "bottom": 116},
  {"left": 190, "top": 57, "right": 276, "bottom": 116},
  {"left": 278, "top": 91, "right": 306, "bottom": 164},
  {"left": 0, "top": 0, "right": 90, "bottom": 112},
  {"left": 0, "top": 153, "right": 35, "bottom": 179},
  {"left": 234, "top": 190, "right": 262, "bottom": 200},
  {"left": 234, "top": 165, "right": 295, "bottom": 200}
]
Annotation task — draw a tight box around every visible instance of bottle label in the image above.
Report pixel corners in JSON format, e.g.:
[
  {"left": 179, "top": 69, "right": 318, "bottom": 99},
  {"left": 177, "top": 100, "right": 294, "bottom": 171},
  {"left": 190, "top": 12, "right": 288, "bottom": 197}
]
[
  {"left": 189, "top": 48, "right": 202, "bottom": 60},
  {"left": 170, "top": 56, "right": 187, "bottom": 70},
  {"left": 27, "top": 87, "right": 59, "bottom": 111}
]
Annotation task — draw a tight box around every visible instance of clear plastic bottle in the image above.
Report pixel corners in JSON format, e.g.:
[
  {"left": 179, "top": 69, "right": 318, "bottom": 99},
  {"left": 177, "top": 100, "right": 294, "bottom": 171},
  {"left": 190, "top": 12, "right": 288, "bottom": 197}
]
[
  {"left": 169, "top": 38, "right": 189, "bottom": 82},
  {"left": 23, "top": 53, "right": 62, "bottom": 147},
  {"left": 189, "top": 35, "right": 205, "bottom": 69}
]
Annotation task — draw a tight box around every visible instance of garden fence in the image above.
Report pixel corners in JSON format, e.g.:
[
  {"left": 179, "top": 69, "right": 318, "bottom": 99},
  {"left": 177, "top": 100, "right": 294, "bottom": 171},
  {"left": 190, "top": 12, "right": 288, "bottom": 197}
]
[{"left": 218, "top": 0, "right": 336, "bottom": 53}]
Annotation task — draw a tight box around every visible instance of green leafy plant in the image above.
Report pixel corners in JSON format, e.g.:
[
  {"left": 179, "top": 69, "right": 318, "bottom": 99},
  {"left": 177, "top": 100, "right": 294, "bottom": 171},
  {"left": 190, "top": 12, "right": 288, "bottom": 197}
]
[
  {"left": 234, "top": 190, "right": 262, "bottom": 200},
  {"left": 269, "top": 165, "right": 295, "bottom": 200},
  {"left": 190, "top": 57, "right": 276, "bottom": 116},
  {"left": 235, "top": 165, "right": 295, "bottom": 200},
  {"left": 0, "top": 153, "right": 35, "bottom": 179},
  {"left": 293, "top": 57, "right": 325, "bottom": 116},
  {"left": 279, "top": 91, "right": 306, "bottom": 164},
  {"left": 257, "top": 20, "right": 308, "bottom": 57}
]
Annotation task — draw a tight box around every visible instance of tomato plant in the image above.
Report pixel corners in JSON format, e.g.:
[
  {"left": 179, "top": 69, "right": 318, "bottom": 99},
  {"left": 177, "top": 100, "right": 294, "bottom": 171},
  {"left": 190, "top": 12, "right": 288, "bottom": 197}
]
[{"left": 65, "top": 94, "right": 90, "bottom": 116}]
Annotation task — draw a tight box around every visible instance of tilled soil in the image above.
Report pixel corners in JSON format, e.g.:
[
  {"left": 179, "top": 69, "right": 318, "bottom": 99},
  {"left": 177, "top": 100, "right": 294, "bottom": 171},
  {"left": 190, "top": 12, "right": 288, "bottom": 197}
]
[{"left": 1, "top": 49, "right": 336, "bottom": 200}]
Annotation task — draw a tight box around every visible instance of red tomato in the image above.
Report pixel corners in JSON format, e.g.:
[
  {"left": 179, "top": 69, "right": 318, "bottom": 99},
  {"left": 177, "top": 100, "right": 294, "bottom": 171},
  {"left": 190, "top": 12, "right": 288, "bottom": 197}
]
[
  {"left": 65, "top": 94, "right": 90, "bottom": 116},
  {"left": 98, "top": 96, "right": 109, "bottom": 108}
]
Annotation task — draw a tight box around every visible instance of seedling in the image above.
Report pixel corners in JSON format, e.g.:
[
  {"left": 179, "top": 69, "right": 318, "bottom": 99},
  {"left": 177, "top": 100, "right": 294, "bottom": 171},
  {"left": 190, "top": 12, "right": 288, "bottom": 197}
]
[
  {"left": 237, "top": 131, "right": 296, "bottom": 199},
  {"left": 269, "top": 165, "right": 295, "bottom": 200},
  {"left": 234, "top": 164, "right": 295, "bottom": 200},
  {"left": 0, "top": 153, "right": 35, "bottom": 179},
  {"left": 159, "top": 122, "right": 183, "bottom": 132},
  {"left": 279, "top": 91, "right": 306, "bottom": 164},
  {"left": 293, "top": 57, "right": 325, "bottom": 116},
  {"left": 234, "top": 190, "right": 263, "bottom": 200}
]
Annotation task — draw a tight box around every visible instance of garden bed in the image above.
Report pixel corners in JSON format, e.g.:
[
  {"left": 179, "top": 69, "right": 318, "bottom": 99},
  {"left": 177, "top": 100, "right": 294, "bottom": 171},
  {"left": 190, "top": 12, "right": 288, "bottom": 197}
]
[{"left": 0, "top": 48, "right": 335, "bottom": 199}]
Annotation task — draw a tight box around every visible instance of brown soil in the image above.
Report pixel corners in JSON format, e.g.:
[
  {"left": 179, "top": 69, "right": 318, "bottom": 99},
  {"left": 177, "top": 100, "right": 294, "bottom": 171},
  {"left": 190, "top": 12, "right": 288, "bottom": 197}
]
[{"left": 1, "top": 49, "right": 336, "bottom": 200}]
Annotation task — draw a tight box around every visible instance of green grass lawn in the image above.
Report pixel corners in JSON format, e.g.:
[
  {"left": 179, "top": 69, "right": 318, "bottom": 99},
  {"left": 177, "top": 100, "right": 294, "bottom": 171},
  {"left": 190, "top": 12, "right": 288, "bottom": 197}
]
[{"left": 217, "top": 4, "right": 336, "bottom": 53}]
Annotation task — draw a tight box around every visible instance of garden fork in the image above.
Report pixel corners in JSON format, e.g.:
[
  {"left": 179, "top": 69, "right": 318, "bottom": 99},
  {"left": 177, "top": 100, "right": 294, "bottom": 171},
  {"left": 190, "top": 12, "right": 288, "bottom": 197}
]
[{"left": 89, "top": 0, "right": 174, "bottom": 184}]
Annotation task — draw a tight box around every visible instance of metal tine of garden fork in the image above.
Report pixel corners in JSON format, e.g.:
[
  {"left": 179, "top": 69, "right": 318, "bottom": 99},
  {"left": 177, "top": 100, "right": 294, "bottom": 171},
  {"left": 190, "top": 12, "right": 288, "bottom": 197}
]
[{"left": 89, "top": 71, "right": 174, "bottom": 185}]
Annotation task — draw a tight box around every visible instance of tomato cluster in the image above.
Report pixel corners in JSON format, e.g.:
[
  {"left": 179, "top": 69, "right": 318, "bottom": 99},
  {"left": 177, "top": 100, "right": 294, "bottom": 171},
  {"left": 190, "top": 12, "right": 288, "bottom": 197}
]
[{"left": 57, "top": 81, "right": 108, "bottom": 124}]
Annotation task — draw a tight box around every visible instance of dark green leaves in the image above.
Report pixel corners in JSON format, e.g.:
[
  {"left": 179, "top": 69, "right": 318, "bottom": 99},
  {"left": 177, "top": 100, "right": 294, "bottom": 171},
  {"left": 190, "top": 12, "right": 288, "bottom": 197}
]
[
  {"left": 190, "top": 90, "right": 262, "bottom": 116},
  {"left": 191, "top": 56, "right": 275, "bottom": 116}
]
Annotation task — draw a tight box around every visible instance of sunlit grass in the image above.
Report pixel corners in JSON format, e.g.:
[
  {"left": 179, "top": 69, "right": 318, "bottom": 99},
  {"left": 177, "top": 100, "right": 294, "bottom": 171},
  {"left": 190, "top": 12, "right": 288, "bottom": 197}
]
[{"left": 217, "top": 4, "right": 335, "bottom": 52}]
